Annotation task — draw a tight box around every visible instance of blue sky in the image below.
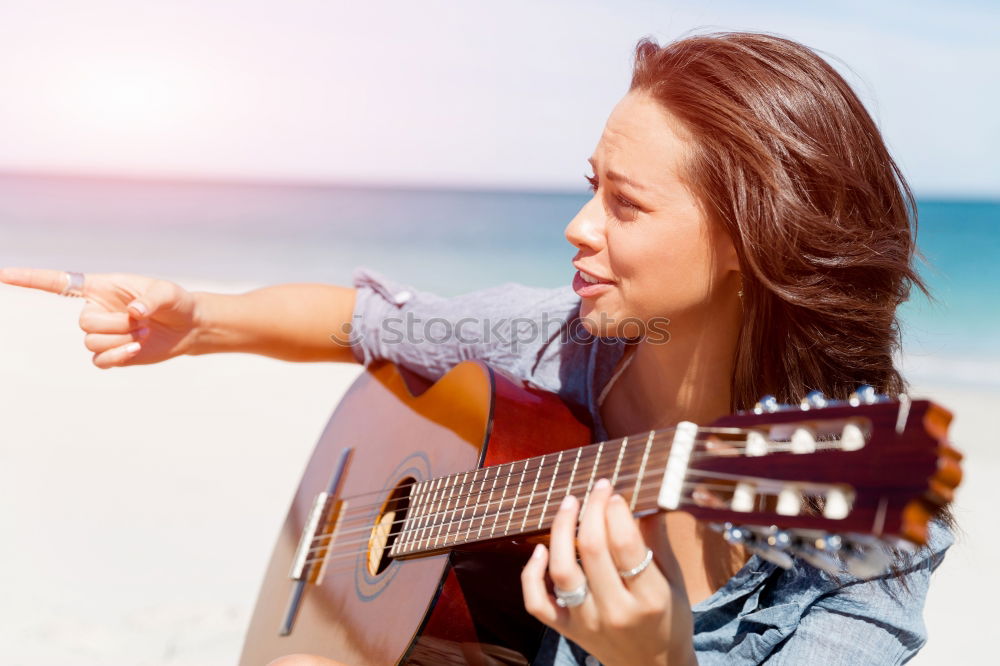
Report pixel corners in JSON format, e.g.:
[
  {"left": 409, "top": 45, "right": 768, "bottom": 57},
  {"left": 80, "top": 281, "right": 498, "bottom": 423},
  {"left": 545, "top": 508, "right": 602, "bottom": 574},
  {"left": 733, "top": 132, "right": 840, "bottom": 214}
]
[{"left": 0, "top": 0, "right": 997, "bottom": 196}]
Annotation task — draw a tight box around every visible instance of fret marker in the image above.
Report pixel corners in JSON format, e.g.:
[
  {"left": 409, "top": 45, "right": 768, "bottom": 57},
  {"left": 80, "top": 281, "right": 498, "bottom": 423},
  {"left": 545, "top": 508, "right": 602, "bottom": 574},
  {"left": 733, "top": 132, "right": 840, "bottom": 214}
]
[{"left": 657, "top": 421, "right": 697, "bottom": 511}]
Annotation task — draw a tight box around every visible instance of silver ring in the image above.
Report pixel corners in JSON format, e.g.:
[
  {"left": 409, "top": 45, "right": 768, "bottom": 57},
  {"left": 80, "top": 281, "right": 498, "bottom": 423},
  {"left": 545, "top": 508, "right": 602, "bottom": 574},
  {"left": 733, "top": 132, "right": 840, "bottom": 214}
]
[
  {"left": 59, "top": 271, "right": 85, "bottom": 298},
  {"left": 618, "top": 549, "right": 653, "bottom": 579},
  {"left": 554, "top": 580, "right": 588, "bottom": 608}
]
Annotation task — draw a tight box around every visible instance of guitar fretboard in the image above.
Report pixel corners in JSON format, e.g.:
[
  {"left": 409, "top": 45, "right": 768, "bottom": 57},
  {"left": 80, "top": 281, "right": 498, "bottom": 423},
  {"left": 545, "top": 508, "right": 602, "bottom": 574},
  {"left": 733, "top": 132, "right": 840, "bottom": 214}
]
[{"left": 390, "top": 429, "right": 673, "bottom": 556}]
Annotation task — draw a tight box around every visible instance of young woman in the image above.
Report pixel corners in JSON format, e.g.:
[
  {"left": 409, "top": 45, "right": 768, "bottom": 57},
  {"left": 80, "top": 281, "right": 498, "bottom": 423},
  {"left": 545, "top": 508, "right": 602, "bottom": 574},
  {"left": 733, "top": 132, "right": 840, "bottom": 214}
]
[{"left": 1, "top": 32, "right": 952, "bottom": 665}]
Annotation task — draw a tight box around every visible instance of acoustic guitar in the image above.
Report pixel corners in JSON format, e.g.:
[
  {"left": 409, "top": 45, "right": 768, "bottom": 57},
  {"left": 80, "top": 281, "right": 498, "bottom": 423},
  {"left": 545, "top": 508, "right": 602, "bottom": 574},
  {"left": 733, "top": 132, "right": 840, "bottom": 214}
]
[{"left": 240, "top": 360, "right": 961, "bottom": 665}]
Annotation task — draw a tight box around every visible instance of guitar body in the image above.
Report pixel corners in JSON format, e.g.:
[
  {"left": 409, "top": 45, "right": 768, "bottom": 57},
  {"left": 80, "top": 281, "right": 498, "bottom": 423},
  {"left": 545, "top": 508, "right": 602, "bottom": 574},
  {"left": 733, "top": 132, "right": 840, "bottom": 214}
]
[
  {"left": 241, "top": 361, "right": 591, "bottom": 665},
  {"left": 241, "top": 360, "right": 961, "bottom": 664}
]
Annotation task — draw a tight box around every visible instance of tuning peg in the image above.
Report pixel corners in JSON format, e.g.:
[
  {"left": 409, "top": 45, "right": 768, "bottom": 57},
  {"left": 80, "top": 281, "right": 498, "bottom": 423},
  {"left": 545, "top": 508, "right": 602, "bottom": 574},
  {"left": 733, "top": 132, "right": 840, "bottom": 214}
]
[
  {"left": 799, "top": 390, "right": 827, "bottom": 410},
  {"left": 748, "top": 543, "right": 795, "bottom": 569},
  {"left": 745, "top": 430, "right": 769, "bottom": 456},
  {"left": 722, "top": 524, "right": 796, "bottom": 569},
  {"left": 840, "top": 422, "right": 866, "bottom": 451},
  {"left": 722, "top": 523, "right": 751, "bottom": 544},
  {"left": 765, "top": 528, "right": 793, "bottom": 550},
  {"left": 822, "top": 487, "right": 854, "bottom": 519},
  {"left": 790, "top": 426, "right": 817, "bottom": 453},
  {"left": 815, "top": 533, "right": 843, "bottom": 552},
  {"left": 789, "top": 534, "right": 845, "bottom": 574},
  {"left": 731, "top": 482, "right": 756, "bottom": 512},
  {"left": 842, "top": 533, "right": 882, "bottom": 548},
  {"left": 841, "top": 533, "right": 893, "bottom": 578},
  {"left": 753, "top": 394, "right": 802, "bottom": 413},
  {"left": 753, "top": 395, "right": 780, "bottom": 414},
  {"left": 776, "top": 485, "right": 803, "bottom": 516},
  {"left": 848, "top": 384, "right": 890, "bottom": 406},
  {"left": 842, "top": 546, "right": 892, "bottom": 578}
]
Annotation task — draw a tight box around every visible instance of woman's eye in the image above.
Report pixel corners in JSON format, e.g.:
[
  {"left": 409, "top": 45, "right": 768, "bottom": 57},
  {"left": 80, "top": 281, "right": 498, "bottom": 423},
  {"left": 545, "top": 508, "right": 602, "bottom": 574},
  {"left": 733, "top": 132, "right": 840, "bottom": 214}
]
[
  {"left": 615, "top": 195, "right": 637, "bottom": 210},
  {"left": 584, "top": 173, "right": 638, "bottom": 213}
]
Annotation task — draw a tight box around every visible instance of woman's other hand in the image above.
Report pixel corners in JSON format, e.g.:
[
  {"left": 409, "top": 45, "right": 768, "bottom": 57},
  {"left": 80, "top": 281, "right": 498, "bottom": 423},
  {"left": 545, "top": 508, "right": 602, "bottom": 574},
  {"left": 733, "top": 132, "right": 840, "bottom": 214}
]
[
  {"left": 521, "top": 479, "right": 697, "bottom": 666},
  {"left": 0, "top": 267, "right": 199, "bottom": 369}
]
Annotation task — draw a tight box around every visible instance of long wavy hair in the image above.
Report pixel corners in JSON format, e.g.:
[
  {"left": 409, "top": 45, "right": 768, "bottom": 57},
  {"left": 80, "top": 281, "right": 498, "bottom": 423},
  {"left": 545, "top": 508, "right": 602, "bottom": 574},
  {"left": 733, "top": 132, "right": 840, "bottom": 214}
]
[{"left": 629, "top": 31, "right": 926, "bottom": 412}]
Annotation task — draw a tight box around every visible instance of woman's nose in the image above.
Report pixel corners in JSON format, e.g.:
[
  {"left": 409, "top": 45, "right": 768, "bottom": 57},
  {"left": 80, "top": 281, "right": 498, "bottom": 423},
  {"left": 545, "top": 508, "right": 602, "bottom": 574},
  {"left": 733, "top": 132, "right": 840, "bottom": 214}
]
[{"left": 564, "top": 198, "right": 605, "bottom": 253}]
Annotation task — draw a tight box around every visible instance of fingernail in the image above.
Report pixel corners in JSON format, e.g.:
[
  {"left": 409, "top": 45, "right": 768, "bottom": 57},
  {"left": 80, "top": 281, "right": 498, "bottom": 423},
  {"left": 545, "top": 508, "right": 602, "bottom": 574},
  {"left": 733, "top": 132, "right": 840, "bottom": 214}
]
[
  {"left": 560, "top": 494, "right": 575, "bottom": 510},
  {"left": 533, "top": 543, "right": 546, "bottom": 559},
  {"left": 125, "top": 342, "right": 141, "bottom": 354},
  {"left": 128, "top": 300, "right": 148, "bottom": 317},
  {"left": 596, "top": 478, "right": 611, "bottom": 490}
]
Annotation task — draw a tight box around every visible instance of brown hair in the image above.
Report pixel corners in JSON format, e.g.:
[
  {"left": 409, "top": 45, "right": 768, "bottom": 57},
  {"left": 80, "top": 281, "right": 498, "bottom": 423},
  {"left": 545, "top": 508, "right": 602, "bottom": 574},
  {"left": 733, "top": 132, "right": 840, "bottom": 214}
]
[{"left": 629, "top": 31, "right": 926, "bottom": 412}]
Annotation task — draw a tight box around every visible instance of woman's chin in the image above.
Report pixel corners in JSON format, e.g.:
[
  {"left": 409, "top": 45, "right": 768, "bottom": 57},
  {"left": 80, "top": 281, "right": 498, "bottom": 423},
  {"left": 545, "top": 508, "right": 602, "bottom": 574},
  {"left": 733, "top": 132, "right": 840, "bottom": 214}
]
[{"left": 578, "top": 304, "right": 622, "bottom": 339}]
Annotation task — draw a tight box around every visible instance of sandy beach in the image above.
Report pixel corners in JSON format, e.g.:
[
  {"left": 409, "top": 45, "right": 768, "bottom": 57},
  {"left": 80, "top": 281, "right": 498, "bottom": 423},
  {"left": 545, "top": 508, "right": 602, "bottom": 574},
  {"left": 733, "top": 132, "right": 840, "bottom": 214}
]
[{"left": 1, "top": 280, "right": 994, "bottom": 665}]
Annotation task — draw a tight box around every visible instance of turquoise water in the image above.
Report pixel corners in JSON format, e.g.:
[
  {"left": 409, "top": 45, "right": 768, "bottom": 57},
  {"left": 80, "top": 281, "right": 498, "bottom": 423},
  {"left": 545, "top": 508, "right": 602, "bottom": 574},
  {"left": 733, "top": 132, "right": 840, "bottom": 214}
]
[
  {"left": 1, "top": 173, "right": 997, "bottom": 383},
  {"left": 900, "top": 200, "right": 1000, "bottom": 359}
]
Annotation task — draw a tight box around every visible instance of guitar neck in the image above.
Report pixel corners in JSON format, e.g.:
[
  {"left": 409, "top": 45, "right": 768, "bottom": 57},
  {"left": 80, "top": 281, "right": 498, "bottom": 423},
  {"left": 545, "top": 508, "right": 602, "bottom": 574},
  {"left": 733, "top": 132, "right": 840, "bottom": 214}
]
[{"left": 390, "top": 427, "right": 685, "bottom": 557}]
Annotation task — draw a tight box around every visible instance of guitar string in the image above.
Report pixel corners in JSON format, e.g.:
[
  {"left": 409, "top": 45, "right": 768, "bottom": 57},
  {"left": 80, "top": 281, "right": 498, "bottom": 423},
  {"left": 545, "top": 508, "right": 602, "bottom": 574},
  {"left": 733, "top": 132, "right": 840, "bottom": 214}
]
[
  {"left": 294, "top": 482, "right": 736, "bottom": 578},
  {"left": 304, "top": 437, "right": 852, "bottom": 546},
  {"left": 298, "top": 462, "right": 830, "bottom": 567},
  {"left": 305, "top": 484, "right": 680, "bottom": 564},
  {"left": 307, "top": 438, "right": 852, "bottom": 554},
  {"left": 306, "top": 440, "right": 683, "bottom": 542},
  {"left": 306, "top": 422, "right": 835, "bottom": 508},
  {"left": 304, "top": 459, "right": 673, "bottom": 552},
  {"left": 303, "top": 477, "right": 747, "bottom": 565},
  {"left": 303, "top": 466, "right": 876, "bottom": 581},
  {"left": 307, "top": 430, "right": 851, "bottom": 527},
  {"left": 298, "top": 457, "right": 838, "bottom": 566}
]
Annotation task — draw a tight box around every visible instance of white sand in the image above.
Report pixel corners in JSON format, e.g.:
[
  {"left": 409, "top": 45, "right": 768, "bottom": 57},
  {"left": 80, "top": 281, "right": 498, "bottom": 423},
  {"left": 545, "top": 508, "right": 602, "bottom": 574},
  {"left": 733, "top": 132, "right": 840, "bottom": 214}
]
[{"left": 0, "top": 283, "right": 993, "bottom": 664}]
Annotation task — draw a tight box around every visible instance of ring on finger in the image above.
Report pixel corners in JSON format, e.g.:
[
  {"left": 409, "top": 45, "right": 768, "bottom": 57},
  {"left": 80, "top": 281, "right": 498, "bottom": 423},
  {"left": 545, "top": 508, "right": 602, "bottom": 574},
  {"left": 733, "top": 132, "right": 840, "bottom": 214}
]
[
  {"left": 554, "top": 580, "right": 588, "bottom": 608},
  {"left": 619, "top": 548, "right": 654, "bottom": 579},
  {"left": 60, "top": 271, "right": 85, "bottom": 298}
]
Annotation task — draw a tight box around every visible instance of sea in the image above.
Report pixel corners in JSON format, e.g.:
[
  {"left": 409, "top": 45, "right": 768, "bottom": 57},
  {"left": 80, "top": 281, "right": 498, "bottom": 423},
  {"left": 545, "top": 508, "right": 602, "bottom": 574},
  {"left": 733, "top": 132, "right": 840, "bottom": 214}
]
[{"left": 1, "top": 172, "right": 997, "bottom": 388}]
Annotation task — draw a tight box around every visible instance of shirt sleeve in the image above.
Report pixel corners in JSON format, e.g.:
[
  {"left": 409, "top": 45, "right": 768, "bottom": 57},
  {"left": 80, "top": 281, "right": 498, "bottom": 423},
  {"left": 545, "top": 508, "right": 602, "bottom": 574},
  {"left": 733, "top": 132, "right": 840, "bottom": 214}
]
[
  {"left": 348, "top": 266, "right": 589, "bottom": 390},
  {"left": 762, "top": 519, "right": 954, "bottom": 665}
]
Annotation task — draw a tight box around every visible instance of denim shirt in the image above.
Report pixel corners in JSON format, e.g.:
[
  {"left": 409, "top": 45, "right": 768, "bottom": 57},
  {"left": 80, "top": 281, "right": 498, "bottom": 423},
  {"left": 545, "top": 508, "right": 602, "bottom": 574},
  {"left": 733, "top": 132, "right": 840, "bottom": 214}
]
[{"left": 349, "top": 267, "right": 953, "bottom": 666}]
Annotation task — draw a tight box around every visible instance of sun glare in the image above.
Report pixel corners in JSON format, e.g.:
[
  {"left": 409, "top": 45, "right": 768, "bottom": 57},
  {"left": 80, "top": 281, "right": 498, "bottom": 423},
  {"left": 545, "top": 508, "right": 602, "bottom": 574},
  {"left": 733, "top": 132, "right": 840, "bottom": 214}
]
[{"left": 68, "top": 60, "right": 199, "bottom": 135}]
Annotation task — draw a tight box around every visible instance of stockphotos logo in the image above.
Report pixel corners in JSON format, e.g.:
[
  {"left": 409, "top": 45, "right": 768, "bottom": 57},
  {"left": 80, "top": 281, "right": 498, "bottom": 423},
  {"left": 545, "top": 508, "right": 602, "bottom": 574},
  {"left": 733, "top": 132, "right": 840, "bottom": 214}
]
[{"left": 332, "top": 312, "right": 670, "bottom": 350}]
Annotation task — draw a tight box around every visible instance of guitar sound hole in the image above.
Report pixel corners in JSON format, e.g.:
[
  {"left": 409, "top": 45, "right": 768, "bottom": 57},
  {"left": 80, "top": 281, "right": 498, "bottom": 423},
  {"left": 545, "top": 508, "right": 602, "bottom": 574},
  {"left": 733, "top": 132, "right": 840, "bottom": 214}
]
[{"left": 367, "top": 476, "right": 414, "bottom": 576}]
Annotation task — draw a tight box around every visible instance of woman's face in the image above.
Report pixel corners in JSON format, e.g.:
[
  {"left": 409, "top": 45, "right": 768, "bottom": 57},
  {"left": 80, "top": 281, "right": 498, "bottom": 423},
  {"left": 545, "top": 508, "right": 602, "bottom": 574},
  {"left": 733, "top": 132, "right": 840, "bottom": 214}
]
[{"left": 565, "top": 89, "right": 740, "bottom": 338}]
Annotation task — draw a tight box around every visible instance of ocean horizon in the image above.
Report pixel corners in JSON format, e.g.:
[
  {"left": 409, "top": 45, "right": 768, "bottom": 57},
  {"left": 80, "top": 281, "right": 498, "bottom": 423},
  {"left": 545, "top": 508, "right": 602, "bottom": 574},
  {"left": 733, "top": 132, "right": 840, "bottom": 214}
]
[{"left": 2, "top": 171, "right": 997, "bottom": 389}]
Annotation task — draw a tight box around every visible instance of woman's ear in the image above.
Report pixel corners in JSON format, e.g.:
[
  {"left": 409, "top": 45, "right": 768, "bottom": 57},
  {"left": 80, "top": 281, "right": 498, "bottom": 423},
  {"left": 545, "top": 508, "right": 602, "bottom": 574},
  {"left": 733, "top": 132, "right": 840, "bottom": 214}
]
[{"left": 720, "top": 231, "right": 742, "bottom": 274}]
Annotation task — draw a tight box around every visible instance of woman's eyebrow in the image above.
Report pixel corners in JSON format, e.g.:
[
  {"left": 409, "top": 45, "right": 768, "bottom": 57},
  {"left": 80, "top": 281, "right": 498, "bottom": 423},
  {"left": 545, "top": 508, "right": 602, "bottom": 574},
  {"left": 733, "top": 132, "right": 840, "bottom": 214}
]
[{"left": 587, "top": 157, "right": 649, "bottom": 192}]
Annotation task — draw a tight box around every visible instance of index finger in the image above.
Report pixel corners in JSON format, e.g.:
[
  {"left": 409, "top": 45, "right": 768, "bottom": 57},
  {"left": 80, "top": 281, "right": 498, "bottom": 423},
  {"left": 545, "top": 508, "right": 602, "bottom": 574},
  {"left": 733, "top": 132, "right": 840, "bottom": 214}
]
[{"left": 0, "top": 267, "right": 78, "bottom": 295}]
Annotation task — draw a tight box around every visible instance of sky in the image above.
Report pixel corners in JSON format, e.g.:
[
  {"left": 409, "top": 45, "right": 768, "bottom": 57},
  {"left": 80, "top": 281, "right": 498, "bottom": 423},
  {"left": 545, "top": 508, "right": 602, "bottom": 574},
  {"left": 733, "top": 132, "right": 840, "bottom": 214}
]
[{"left": 0, "top": 0, "right": 997, "bottom": 197}]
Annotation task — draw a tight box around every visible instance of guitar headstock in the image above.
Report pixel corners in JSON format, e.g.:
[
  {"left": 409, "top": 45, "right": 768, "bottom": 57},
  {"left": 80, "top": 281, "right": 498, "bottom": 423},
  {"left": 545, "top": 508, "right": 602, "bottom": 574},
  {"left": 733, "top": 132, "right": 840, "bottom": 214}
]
[{"left": 670, "top": 386, "right": 962, "bottom": 577}]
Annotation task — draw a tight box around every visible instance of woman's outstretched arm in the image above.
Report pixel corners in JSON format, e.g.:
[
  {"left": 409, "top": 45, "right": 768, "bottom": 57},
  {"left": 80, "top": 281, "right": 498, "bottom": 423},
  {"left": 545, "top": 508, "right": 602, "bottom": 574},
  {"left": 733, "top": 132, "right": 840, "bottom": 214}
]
[
  {"left": 188, "top": 283, "right": 357, "bottom": 362},
  {"left": 0, "top": 267, "right": 359, "bottom": 367}
]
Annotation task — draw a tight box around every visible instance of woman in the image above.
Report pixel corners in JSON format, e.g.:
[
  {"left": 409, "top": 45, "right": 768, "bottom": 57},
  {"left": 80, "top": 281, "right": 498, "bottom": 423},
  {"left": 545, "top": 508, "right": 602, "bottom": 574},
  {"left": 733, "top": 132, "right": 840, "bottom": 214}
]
[{"left": 1, "top": 32, "right": 952, "bottom": 665}]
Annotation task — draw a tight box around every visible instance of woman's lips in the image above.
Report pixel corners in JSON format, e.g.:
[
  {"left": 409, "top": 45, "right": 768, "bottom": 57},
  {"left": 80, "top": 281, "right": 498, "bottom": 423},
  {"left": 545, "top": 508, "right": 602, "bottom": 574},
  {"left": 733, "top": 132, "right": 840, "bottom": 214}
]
[{"left": 572, "top": 270, "right": 614, "bottom": 297}]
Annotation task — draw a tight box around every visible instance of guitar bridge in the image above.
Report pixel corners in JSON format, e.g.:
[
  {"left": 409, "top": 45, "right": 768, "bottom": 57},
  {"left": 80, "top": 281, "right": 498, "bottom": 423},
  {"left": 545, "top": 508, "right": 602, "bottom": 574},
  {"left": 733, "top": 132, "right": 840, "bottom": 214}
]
[
  {"left": 289, "top": 491, "right": 344, "bottom": 582},
  {"left": 280, "top": 447, "right": 353, "bottom": 636}
]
